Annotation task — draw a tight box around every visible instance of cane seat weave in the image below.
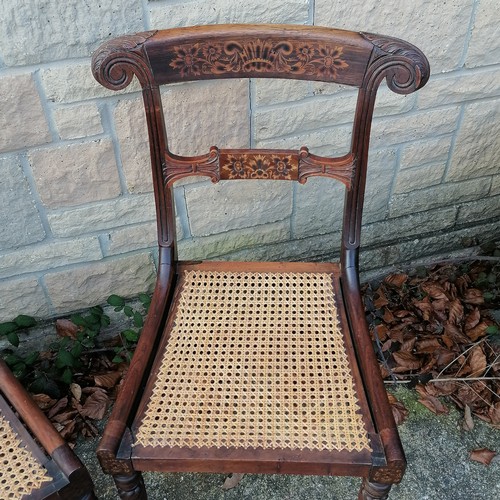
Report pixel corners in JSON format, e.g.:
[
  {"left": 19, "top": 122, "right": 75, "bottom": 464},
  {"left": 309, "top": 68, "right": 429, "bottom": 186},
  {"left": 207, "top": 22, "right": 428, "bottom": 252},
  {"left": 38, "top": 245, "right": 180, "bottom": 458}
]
[
  {"left": 134, "top": 266, "right": 371, "bottom": 453},
  {"left": 0, "top": 409, "right": 51, "bottom": 499}
]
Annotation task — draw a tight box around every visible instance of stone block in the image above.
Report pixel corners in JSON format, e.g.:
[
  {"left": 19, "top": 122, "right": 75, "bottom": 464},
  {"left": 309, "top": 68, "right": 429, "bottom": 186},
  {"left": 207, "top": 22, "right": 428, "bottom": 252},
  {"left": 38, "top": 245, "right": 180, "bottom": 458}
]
[
  {"left": 0, "top": 156, "right": 45, "bottom": 250},
  {"left": 361, "top": 220, "right": 500, "bottom": 271},
  {"left": 466, "top": 0, "right": 500, "bottom": 68},
  {"left": 47, "top": 193, "right": 156, "bottom": 237},
  {"left": 184, "top": 180, "right": 293, "bottom": 237},
  {"left": 389, "top": 177, "right": 491, "bottom": 218},
  {"left": 371, "top": 107, "right": 461, "bottom": 148},
  {"left": 447, "top": 100, "right": 500, "bottom": 181},
  {"left": 0, "top": 74, "right": 51, "bottom": 153},
  {"left": 0, "top": 0, "right": 143, "bottom": 66},
  {"left": 254, "top": 88, "right": 414, "bottom": 143},
  {"left": 0, "top": 237, "right": 102, "bottom": 279},
  {"left": 418, "top": 68, "right": 500, "bottom": 109},
  {"left": 44, "top": 253, "right": 156, "bottom": 315},
  {"left": 178, "top": 220, "right": 291, "bottom": 261},
  {"left": 0, "top": 278, "right": 51, "bottom": 322},
  {"left": 315, "top": 0, "right": 474, "bottom": 72},
  {"left": 41, "top": 63, "right": 141, "bottom": 103},
  {"left": 149, "top": 0, "right": 309, "bottom": 28},
  {"left": 363, "top": 206, "right": 458, "bottom": 248},
  {"left": 457, "top": 196, "right": 500, "bottom": 225},
  {"left": 400, "top": 135, "right": 453, "bottom": 170},
  {"left": 393, "top": 162, "right": 445, "bottom": 194},
  {"left": 256, "top": 124, "right": 353, "bottom": 157},
  {"left": 53, "top": 103, "right": 103, "bottom": 140},
  {"left": 29, "top": 139, "right": 120, "bottom": 208},
  {"left": 113, "top": 98, "right": 152, "bottom": 193},
  {"left": 491, "top": 176, "right": 500, "bottom": 196},
  {"left": 162, "top": 80, "right": 250, "bottom": 155},
  {"left": 103, "top": 222, "right": 157, "bottom": 256},
  {"left": 253, "top": 79, "right": 311, "bottom": 107},
  {"left": 292, "top": 177, "right": 345, "bottom": 238}
]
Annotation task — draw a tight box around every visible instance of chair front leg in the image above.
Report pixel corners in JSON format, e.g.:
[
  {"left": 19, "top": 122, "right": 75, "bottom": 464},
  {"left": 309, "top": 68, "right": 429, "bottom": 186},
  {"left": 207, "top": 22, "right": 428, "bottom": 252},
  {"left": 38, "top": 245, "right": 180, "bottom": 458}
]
[
  {"left": 358, "top": 478, "right": 392, "bottom": 500},
  {"left": 113, "top": 471, "right": 147, "bottom": 500}
]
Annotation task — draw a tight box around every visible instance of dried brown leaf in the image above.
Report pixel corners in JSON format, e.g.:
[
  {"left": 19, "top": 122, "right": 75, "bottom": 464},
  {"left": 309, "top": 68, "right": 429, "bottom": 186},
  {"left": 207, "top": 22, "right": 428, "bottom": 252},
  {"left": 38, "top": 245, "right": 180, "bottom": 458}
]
[
  {"left": 80, "top": 390, "right": 109, "bottom": 420},
  {"left": 383, "top": 308, "right": 396, "bottom": 324},
  {"left": 373, "top": 287, "right": 389, "bottom": 308},
  {"left": 52, "top": 410, "right": 78, "bottom": 424},
  {"left": 468, "top": 345, "right": 487, "bottom": 377},
  {"left": 393, "top": 351, "right": 422, "bottom": 370},
  {"left": 31, "top": 394, "right": 57, "bottom": 411},
  {"left": 400, "top": 336, "right": 417, "bottom": 352},
  {"left": 70, "top": 383, "right": 82, "bottom": 402},
  {"left": 59, "top": 419, "right": 77, "bottom": 440},
  {"left": 94, "top": 371, "right": 122, "bottom": 389},
  {"left": 422, "top": 282, "right": 449, "bottom": 301},
  {"left": 463, "top": 288, "right": 484, "bottom": 305},
  {"left": 469, "top": 448, "right": 497, "bottom": 465},
  {"left": 384, "top": 273, "right": 408, "bottom": 288},
  {"left": 387, "top": 393, "right": 409, "bottom": 426},
  {"left": 415, "top": 338, "right": 441, "bottom": 353},
  {"left": 47, "top": 396, "right": 68, "bottom": 419},
  {"left": 413, "top": 297, "right": 433, "bottom": 321},
  {"left": 55, "top": 319, "right": 81, "bottom": 340},
  {"left": 448, "top": 299, "right": 464, "bottom": 325},
  {"left": 465, "top": 308, "right": 481, "bottom": 331},
  {"left": 374, "top": 324, "right": 389, "bottom": 341},
  {"left": 416, "top": 384, "right": 449, "bottom": 415},
  {"left": 466, "top": 322, "right": 489, "bottom": 342},
  {"left": 462, "top": 405, "right": 474, "bottom": 431},
  {"left": 221, "top": 473, "right": 245, "bottom": 490}
]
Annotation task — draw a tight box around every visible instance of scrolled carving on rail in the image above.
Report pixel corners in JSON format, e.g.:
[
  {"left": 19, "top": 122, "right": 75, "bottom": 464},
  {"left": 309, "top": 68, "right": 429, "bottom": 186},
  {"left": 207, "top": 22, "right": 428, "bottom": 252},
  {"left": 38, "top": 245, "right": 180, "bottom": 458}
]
[
  {"left": 298, "top": 147, "right": 355, "bottom": 188},
  {"left": 163, "top": 147, "right": 220, "bottom": 186},
  {"left": 91, "top": 31, "right": 157, "bottom": 90},
  {"left": 360, "top": 33, "right": 430, "bottom": 94}
]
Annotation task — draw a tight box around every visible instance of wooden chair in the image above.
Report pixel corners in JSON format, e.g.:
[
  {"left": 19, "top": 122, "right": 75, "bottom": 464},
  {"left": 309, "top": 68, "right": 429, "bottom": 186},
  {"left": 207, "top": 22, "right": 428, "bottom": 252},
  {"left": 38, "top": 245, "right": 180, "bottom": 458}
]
[
  {"left": 0, "top": 360, "right": 95, "bottom": 499},
  {"left": 91, "top": 24, "right": 429, "bottom": 499}
]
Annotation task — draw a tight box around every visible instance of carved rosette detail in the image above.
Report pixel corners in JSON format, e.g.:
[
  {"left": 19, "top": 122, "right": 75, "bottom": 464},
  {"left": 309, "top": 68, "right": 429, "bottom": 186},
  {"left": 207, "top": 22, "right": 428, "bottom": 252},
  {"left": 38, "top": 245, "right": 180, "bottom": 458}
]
[
  {"left": 168, "top": 39, "right": 349, "bottom": 80},
  {"left": 91, "top": 31, "right": 157, "bottom": 90},
  {"left": 163, "top": 147, "right": 220, "bottom": 186},
  {"left": 220, "top": 153, "right": 298, "bottom": 180},
  {"left": 361, "top": 32, "right": 430, "bottom": 95}
]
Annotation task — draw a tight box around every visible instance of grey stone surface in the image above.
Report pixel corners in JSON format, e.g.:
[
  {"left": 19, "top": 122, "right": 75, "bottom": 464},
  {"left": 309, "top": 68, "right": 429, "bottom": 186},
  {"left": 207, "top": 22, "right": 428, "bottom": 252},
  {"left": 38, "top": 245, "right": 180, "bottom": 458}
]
[
  {"left": 400, "top": 135, "right": 452, "bottom": 170},
  {"left": 149, "top": 0, "right": 309, "bottom": 28},
  {"left": 447, "top": 100, "right": 500, "bottom": 181},
  {"left": 491, "top": 175, "right": 500, "bottom": 196},
  {"left": 418, "top": 67, "right": 500, "bottom": 109},
  {"left": 53, "top": 103, "right": 103, "bottom": 140},
  {"left": 47, "top": 193, "right": 156, "bottom": 237},
  {"left": 466, "top": 0, "right": 500, "bottom": 68},
  {"left": 44, "top": 252, "right": 156, "bottom": 314},
  {"left": 0, "top": 237, "right": 102, "bottom": 279},
  {"left": 253, "top": 79, "right": 311, "bottom": 107},
  {"left": 0, "top": 74, "right": 51, "bottom": 153},
  {"left": 457, "top": 195, "right": 500, "bottom": 225},
  {"left": 389, "top": 177, "right": 491, "bottom": 218},
  {"left": 0, "top": 0, "right": 144, "bottom": 66},
  {"left": 103, "top": 222, "right": 158, "bottom": 256},
  {"left": 393, "top": 162, "right": 445, "bottom": 194},
  {"left": 0, "top": 156, "right": 45, "bottom": 250},
  {"left": 29, "top": 139, "right": 121, "bottom": 208},
  {"left": 178, "top": 220, "right": 291, "bottom": 261},
  {"left": 41, "top": 63, "right": 141, "bottom": 103},
  {"left": 184, "top": 180, "right": 293, "bottom": 237},
  {"left": 0, "top": 277, "right": 51, "bottom": 322},
  {"left": 315, "top": 0, "right": 474, "bottom": 73}
]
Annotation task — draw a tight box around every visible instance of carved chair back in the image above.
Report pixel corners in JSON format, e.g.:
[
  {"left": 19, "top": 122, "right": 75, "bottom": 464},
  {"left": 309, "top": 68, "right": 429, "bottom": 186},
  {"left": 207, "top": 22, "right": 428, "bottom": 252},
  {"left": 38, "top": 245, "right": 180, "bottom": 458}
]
[{"left": 93, "top": 25, "right": 429, "bottom": 270}]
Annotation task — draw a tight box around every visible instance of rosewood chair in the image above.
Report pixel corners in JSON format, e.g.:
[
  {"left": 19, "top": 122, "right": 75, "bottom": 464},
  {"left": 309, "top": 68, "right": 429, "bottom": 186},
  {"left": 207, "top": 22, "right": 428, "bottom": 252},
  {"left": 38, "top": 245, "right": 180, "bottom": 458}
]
[
  {"left": 91, "top": 24, "right": 429, "bottom": 499},
  {"left": 0, "top": 360, "right": 95, "bottom": 499}
]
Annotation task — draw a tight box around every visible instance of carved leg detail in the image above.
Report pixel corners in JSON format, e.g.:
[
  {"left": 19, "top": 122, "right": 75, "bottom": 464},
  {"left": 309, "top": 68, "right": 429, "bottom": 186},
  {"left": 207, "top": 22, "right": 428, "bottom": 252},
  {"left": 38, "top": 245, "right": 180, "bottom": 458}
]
[
  {"left": 358, "top": 479, "right": 392, "bottom": 500},
  {"left": 113, "top": 471, "right": 147, "bottom": 500}
]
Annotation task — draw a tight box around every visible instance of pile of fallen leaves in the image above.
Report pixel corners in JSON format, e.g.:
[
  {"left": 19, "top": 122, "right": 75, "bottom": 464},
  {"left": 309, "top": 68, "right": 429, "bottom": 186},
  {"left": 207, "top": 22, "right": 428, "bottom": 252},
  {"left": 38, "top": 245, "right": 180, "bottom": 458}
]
[
  {"left": 363, "top": 256, "right": 500, "bottom": 430},
  {"left": 31, "top": 339, "right": 128, "bottom": 446}
]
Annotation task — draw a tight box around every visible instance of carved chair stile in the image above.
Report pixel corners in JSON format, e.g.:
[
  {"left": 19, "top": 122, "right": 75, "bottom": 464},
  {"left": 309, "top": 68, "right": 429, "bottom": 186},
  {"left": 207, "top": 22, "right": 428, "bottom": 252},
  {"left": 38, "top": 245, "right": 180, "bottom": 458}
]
[
  {"left": 91, "top": 24, "right": 429, "bottom": 499},
  {"left": 0, "top": 360, "right": 95, "bottom": 499}
]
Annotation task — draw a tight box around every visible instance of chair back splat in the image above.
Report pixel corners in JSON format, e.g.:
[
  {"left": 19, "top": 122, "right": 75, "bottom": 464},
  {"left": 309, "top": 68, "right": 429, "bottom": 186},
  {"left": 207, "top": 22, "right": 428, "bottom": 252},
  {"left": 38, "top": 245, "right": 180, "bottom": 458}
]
[{"left": 92, "top": 24, "right": 429, "bottom": 499}]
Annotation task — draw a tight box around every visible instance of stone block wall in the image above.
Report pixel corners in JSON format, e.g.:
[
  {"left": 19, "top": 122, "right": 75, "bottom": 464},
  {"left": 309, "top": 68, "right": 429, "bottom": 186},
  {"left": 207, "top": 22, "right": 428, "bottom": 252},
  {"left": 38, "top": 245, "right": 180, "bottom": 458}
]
[{"left": 0, "top": 0, "right": 499, "bottom": 321}]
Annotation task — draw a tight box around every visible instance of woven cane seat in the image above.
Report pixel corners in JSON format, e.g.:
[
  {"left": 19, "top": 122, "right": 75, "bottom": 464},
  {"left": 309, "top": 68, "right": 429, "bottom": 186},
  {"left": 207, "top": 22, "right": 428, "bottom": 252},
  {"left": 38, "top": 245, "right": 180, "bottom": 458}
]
[
  {"left": 133, "top": 262, "right": 373, "bottom": 456},
  {"left": 0, "top": 408, "right": 51, "bottom": 499}
]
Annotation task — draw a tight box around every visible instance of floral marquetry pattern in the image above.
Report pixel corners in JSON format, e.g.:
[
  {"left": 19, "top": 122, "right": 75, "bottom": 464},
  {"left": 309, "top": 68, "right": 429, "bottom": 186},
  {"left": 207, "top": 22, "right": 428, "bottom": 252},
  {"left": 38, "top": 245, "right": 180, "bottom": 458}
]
[
  {"left": 220, "top": 152, "right": 298, "bottom": 180},
  {"left": 168, "top": 39, "right": 349, "bottom": 80}
]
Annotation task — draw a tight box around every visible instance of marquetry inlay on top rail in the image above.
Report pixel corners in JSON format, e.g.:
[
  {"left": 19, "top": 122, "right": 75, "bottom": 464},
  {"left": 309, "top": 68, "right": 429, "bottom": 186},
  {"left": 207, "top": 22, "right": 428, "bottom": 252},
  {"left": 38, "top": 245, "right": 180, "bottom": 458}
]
[{"left": 162, "top": 147, "right": 356, "bottom": 188}]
